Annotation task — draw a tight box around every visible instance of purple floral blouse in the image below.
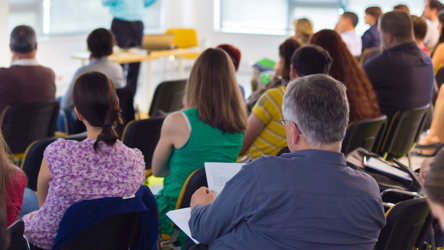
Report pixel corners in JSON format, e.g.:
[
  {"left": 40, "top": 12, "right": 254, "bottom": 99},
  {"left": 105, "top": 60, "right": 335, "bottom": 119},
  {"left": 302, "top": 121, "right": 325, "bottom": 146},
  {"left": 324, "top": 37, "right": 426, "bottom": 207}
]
[{"left": 23, "top": 138, "right": 145, "bottom": 249}]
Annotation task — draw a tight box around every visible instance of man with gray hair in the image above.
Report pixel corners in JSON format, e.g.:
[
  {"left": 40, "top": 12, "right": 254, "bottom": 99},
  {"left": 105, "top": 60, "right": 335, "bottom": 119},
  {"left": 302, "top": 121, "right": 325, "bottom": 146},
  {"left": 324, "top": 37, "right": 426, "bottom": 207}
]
[
  {"left": 0, "top": 25, "right": 55, "bottom": 113},
  {"left": 189, "top": 74, "right": 386, "bottom": 249}
]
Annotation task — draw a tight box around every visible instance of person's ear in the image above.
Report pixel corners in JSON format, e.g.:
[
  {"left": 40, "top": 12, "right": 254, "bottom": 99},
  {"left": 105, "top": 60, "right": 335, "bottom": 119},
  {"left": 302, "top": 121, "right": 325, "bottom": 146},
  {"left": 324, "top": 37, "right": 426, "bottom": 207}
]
[
  {"left": 290, "top": 121, "right": 301, "bottom": 146},
  {"left": 74, "top": 107, "right": 84, "bottom": 121},
  {"left": 290, "top": 65, "right": 298, "bottom": 80},
  {"left": 386, "top": 33, "right": 394, "bottom": 44}
]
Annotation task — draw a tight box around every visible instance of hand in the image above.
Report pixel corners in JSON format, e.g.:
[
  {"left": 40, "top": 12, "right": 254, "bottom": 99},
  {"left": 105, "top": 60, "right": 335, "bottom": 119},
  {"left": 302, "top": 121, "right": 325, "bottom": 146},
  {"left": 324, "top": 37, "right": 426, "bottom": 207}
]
[
  {"left": 190, "top": 187, "right": 215, "bottom": 208},
  {"left": 419, "top": 157, "right": 434, "bottom": 187}
]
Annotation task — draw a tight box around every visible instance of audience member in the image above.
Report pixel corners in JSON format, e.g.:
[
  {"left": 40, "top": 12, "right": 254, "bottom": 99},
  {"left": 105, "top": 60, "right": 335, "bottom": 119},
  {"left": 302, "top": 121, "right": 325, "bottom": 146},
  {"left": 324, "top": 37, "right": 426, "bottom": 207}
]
[
  {"left": 423, "top": 0, "right": 444, "bottom": 49},
  {"left": 293, "top": 18, "right": 313, "bottom": 45},
  {"left": 362, "top": 6, "right": 383, "bottom": 52},
  {"left": 189, "top": 74, "right": 386, "bottom": 249},
  {"left": 412, "top": 15, "right": 430, "bottom": 56},
  {"left": 152, "top": 48, "right": 247, "bottom": 248},
  {"left": 246, "top": 38, "right": 301, "bottom": 111},
  {"left": 216, "top": 44, "right": 245, "bottom": 98},
  {"left": 432, "top": 11, "right": 444, "bottom": 72},
  {"left": 335, "top": 11, "right": 362, "bottom": 56},
  {"left": 424, "top": 148, "right": 444, "bottom": 231},
  {"left": 393, "top": 4, "right": 410, "bottom": 14},
  {"left": 0, "top": 130, "right": 26, "bottom": 227},
  {"left": 240, "top": 45, "right": 332, "bottom": 160},
  {"left": 102, "top": 0, "right": 157, "bottom": 97},
  {"left": 23, "top": 72, "right": 145, "bottom": 249},
  {"left": 61, "top": 28, "right": 123, "bottom": 110},
  {"left": 363, "top": 11, "right": 434, "bottom": 119},
  {"left": 0, "top": 25, "right": 55, "bottom": 114},
  {"left": 310, "top": 29, "right": 381, "bottom": 123}
]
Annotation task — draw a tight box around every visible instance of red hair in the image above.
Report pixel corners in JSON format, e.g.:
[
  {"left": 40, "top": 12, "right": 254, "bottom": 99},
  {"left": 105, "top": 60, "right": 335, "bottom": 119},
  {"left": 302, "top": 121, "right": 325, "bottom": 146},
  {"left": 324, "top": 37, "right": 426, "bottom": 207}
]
[
  {"left": 216, "top": 44, "right": 241, "bottom": 71},
  {"left": 310, "top": 29, "right": 380, "bottom": 123}
]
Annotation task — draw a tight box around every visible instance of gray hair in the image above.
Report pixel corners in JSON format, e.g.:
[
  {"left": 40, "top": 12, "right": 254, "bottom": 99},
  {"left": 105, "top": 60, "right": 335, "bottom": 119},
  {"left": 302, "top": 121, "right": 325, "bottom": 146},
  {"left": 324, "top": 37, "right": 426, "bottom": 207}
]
[
  {"left": 10, "top": 25, "right": 37, "bottom": 53},
  {"left": 282, "top": 74, "right": 349, "bottom": 147}
]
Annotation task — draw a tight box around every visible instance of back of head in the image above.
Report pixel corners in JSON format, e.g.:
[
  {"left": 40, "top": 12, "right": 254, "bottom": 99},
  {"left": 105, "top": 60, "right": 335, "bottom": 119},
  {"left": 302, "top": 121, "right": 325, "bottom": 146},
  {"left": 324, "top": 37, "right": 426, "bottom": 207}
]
[
  {"left": 411, "top": 15, "right": 428, "bottom": 41},
  {"left": 380, "top": 11, "right": 413, "bottom": 44},
  {"left": 87, "top": 28, "right": 114, "bottom": 58},
  {"left": 10, "top": 25, "right": 37, "bottom": 53},
  {"left": 186, "top": 48, "right": 247, "bottom": 133},
  {"left": 424, "top": 148, "right": 444, "bottom": 205},
  {"left": 291, "top": 45, "right": 332, "bottom": 77},
  {"left": 283, "top": 74, "right": 349, "bottom": 147},
  {"left": 430, "top": 0, "right": 444, "bottom": 12},
  {"left": 342, "top": 11, "right": 359, "bottom": 28},
  {"left": 293, "top": 18, "right": 314, "bottom": 36},
  {"left": 393, "top": 4, "right": 411, "bottom": 14},
  {"left": 216, "top": 44, "right": 241, "bottom": 71},
  {"left": 279, "top": 38, "right": 302, "bottom": 81},
  {"left": 365, "top": 6, "right": 383, "bottom": 20},
  {"left": 73, "top": 72, "right": 122, "bottom": 151}
]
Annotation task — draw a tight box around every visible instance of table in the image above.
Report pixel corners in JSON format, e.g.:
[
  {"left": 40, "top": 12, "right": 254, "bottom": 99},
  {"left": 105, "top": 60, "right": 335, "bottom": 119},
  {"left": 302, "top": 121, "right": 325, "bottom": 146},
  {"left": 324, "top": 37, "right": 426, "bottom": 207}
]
[{"left": 72, "top": 48, "right": 200, "bottom": 110}]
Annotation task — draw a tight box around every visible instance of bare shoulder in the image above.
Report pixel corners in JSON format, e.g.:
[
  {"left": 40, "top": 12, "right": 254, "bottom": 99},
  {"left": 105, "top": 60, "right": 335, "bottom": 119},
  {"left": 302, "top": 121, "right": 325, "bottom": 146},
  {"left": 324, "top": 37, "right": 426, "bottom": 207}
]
[{"left": 162, "top": 111, "right": 191, "bottom": 147}]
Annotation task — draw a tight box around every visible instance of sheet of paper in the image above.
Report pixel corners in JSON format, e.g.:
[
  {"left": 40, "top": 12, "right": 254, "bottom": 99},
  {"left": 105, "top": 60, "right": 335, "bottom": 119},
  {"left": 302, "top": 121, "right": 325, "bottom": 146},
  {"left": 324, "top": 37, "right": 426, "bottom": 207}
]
[
  {"left": 166, "top": 207, "right": 199, "bottom": 244},
  {"left": 205, "top": 162, "right": 244, "bottom": 196}
]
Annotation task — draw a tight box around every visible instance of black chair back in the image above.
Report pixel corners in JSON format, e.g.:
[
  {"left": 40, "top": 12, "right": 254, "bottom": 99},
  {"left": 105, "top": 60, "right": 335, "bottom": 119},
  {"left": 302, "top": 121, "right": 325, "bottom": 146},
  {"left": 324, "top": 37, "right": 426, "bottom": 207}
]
[
  {"left": 436, "top": 65, "right": 444, "bottom": 90},
  {"left": 375, "top": 198, "right": 432, "bottom": 250},
  {"left": 341, "top": 115, "right": 387, "bottom": 155},
  {"left": 121, "top": 118, "right": 164, "bottom": 171},
  {"left": 177, "top": 168, "right": 208, "bottom": 209},
  {"left": 61, "top": 212, "right": 142, "bottom": 250},
  {"left": 148, "top": 79, "right": 186, "bottom": 116},
  {"left": 379, "top": 105, "right": 430, "bottom": 160},
  {"left": 1, "top": 101, "right": 59, "bottom": 154},
  {"left": 7, "top": 219, "right": 29, "bottom": 250},
  {"left": 20, "top": 135, "right": 86, "bottom": 191},
  {"left": 116, "top": 87, "right": 135, "bottom": 136}
]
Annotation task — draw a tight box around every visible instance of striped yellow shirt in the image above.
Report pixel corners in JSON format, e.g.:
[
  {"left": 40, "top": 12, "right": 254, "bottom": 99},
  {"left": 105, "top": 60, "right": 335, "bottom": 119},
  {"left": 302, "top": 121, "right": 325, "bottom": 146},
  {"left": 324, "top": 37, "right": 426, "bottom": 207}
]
[{"left": 248, "top": 86, "right": 287, "bottom": 159}]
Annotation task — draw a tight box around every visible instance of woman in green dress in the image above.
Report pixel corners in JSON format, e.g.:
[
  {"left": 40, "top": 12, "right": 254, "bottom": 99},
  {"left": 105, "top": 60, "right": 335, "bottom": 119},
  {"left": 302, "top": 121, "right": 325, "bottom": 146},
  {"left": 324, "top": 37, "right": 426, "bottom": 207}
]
[{"left": 152, "top": 48, "right": 247, "bottom": 247}]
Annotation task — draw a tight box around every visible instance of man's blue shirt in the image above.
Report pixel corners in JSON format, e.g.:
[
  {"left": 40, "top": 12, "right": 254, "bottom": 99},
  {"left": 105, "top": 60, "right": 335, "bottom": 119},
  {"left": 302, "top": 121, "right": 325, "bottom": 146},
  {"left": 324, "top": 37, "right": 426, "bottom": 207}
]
[{"left": 102, "top": 0, "right": 157, "bottom": 21}]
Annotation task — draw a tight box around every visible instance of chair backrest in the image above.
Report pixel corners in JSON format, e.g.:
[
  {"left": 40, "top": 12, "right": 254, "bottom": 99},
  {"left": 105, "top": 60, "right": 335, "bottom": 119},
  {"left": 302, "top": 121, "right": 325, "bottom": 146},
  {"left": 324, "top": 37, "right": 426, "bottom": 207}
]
[
  {"left": 176, "top": 168, "right": 208, "bottom": 209},
  {"left": 116, "top": 87, "right": 135, "bottom": 136},
  {"left": 1, "top": 101, "right": 59, "bottom": 154},
  {"left": 61, "top": 212, "right": 142, "bottom": 250},
  {"left": 436, "top": 65, "right": 444, "bottom": 90},
  {"left": 379, "top": 105, "right": 430, "bottom": 159},
  {"left": 20, "top": 135, "right": 86, "bottom": 191},
  {"left": 7, "top": 219, "right": 29, "bottom": 250},
  {"left": 166, "top": 28, "right": 198, "bottom": 49},
  {"left": 375, "top": 198, "right": 431, "bottom": 250},
  {"left": 121, "top": 118, "right": 164, "bottom": 170},
  {"left": 341, "top": 115, "right": 387, "bottom": 155},
  {"left": 359, "top": 47, "right": 382, "bottom": 65},
  {"left": 148, "top": 79, "right": 187, "bottom": 116}
]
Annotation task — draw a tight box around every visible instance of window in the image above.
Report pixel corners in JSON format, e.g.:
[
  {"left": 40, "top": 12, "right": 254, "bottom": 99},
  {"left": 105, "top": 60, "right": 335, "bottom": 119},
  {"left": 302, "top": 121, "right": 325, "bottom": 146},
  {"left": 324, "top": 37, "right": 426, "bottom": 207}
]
[
  {"left": 215, "top": 0, "right": 425, "bottom": 36},
  {"left": 8, "top": 0, "right": 164, "bottom": 36}
]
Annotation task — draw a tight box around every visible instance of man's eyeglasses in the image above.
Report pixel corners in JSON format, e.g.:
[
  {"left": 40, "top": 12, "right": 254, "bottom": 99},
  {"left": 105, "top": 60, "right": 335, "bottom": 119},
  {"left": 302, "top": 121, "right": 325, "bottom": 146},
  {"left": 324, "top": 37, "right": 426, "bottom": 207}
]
[{"left": 280, "top": 116, "right": 302, "bottom": 134}]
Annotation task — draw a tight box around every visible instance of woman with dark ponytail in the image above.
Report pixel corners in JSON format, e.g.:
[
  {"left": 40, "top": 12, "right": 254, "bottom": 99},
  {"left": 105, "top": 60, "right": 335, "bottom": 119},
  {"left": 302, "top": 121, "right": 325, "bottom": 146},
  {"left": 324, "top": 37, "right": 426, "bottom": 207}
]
[{"left": 22, "top": 72, "right": 145, "bottom": 249}]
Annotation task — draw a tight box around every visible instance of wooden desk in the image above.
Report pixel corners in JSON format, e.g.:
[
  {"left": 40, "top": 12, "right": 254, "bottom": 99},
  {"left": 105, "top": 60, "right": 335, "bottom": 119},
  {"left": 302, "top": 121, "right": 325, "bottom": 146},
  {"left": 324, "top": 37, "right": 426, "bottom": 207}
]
[{"left": 72, "top": 48, "right": 200, "bottom": 109}]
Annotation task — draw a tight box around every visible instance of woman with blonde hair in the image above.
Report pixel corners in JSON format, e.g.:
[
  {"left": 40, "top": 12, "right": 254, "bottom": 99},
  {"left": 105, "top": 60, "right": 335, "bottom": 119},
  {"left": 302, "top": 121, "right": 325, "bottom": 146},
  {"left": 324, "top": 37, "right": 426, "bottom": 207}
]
[
  {"left": 152, "top": 48, "right": 247, "bottom": 247},
  {"left": 0, "top": 131, "right": 26, "bottom": 227},
  {"left": 293, "top": 18, "right": 314, "bottom": 44}
]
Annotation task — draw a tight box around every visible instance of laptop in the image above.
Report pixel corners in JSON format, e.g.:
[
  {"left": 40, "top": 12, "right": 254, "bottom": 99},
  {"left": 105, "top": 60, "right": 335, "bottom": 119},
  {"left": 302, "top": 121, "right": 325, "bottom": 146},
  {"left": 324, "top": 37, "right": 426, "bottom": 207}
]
[{"left": 142, "top": 34, "right": 175, "bottom": 50}]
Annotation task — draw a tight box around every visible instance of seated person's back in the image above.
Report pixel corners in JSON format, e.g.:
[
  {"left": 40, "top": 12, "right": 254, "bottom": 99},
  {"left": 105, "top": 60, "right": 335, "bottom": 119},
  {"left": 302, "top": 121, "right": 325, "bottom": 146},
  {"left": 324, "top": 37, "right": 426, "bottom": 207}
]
[
  {"left": 189, "top": 74, "right": 385, "bottom": 249},
  {"left": 363, "top": 11, "right": 434, "bottom": 117},
  {"left": 23, "top": 72, "right": 145, "bottom": 249},
  {"left": 0, "top": 25, "right": 55, "bottom": 113},
  {"left": 61, "top": 28, "right": 123, "bottom": 110}
]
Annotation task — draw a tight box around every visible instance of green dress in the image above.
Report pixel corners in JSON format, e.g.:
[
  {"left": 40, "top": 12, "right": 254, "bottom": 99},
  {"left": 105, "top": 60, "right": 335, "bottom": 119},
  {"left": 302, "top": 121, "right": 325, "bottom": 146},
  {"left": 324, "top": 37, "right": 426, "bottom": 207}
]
[{"left": 156, "top": 108, "right": 244, "bottom": 246}]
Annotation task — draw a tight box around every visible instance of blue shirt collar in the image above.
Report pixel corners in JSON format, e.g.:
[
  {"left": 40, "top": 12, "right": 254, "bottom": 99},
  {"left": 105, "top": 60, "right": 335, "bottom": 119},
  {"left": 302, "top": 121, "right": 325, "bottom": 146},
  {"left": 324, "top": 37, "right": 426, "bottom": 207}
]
[{"left": 281, "top": 149, "right": 347, "bottom": 167}]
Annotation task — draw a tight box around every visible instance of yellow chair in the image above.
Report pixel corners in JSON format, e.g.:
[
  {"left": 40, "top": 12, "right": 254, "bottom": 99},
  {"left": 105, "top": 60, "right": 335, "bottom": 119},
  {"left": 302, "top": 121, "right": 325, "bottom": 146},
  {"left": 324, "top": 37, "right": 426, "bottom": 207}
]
[{"left": 166, "top": 28, "right": 200, "bottom": 59}]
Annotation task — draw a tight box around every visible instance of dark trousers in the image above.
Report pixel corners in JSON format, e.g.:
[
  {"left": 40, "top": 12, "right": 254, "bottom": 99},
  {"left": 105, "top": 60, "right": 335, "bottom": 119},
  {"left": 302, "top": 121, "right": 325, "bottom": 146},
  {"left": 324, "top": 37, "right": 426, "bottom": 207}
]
[{"left": 111, "top": 18, "right": 144, "bottom": 97}]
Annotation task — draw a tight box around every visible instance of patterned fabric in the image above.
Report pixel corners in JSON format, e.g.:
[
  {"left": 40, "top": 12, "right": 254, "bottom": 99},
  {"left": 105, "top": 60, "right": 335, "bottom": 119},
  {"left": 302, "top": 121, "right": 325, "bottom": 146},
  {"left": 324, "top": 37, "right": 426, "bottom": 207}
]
[
  {"left": 247, "top": 86, "right": 287, "bottom": 160},
  {"left": 23, "top": 138, "right": 145, "bottom": 249}
]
